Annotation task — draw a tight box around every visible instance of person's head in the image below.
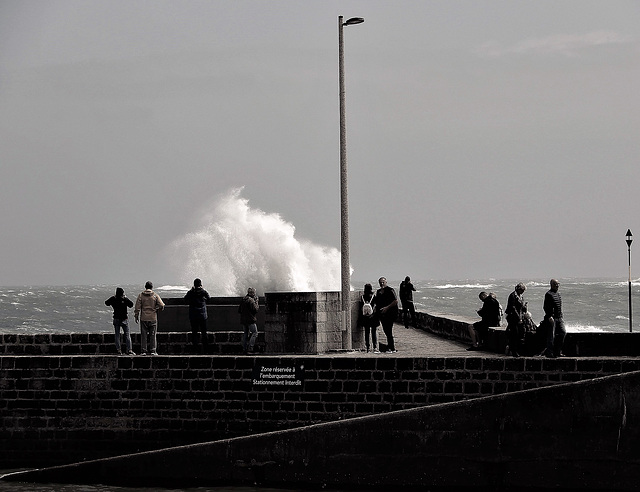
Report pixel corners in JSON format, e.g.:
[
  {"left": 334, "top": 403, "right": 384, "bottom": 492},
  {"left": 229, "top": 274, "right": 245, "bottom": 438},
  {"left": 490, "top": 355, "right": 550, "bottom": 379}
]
[
  {"left": 145, "top": 281, "right": 153, "bottom": 290},
  {"left": 515, "top": 282, "right": 526, "bottom": 294},
  {"left": 364, "top": 283, "right": 373, "bottom": 295},
  {"left": 247, "top": 287, "right": 256, "bottom": 297},
  {"left": 378, "top": 277, "right": 387, "bottom": 288},
  {"left": 478, "top": 291, "right": 488, "bottom": 301},
  {"left": 115, "top": 287, "right": 124, "bottom": 297},
  {"left": 550, "top": 279, "right": 559, "bottom": 292},
  {"left": 193, "top": 278, "right": 202, "bottom": 288},
  {"left": 405, "top": 276, "right": 410, "bottom": 282}
]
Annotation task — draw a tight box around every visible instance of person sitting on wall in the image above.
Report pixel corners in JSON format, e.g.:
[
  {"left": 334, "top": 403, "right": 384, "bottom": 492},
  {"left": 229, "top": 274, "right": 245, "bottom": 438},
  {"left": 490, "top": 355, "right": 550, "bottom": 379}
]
[
  {"left": 467, "top": 291, "right": 501, "bottom": 351},
  {"left": 239, "top": 287, "right": 259, "bottom": 354}
]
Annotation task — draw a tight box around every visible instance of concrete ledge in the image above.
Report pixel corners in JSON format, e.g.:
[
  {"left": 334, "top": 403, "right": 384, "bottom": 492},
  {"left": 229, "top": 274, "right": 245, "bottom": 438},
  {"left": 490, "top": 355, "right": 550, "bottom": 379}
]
[{"left": 6, "top": 370, "right": 640, "bottom": 490}]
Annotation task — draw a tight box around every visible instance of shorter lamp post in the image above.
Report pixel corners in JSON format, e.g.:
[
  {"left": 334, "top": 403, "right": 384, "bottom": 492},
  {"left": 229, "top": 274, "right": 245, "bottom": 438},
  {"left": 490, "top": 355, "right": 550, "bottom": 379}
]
[{"left": 627, "top": 229, "right": 633, "bottom": 332}]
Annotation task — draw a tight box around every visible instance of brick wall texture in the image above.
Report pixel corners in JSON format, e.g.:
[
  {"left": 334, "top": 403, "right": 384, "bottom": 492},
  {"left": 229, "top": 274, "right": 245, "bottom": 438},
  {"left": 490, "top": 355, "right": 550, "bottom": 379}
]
[{"left": 3, "top": 352, "right": 640, "bottom": 468}]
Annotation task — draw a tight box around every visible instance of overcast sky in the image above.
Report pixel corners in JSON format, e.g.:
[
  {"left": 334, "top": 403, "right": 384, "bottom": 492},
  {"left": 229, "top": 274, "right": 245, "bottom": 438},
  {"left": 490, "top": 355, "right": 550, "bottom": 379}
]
[{"left": 1, "top": 0, "right": 639, "bottom": 290}]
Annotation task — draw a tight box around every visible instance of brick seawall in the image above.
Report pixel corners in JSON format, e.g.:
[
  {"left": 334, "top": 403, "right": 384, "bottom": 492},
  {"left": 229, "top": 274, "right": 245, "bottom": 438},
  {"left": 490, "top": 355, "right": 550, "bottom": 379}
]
[{"left": 3, "top": 350, "right": 640, "bottom": 468}]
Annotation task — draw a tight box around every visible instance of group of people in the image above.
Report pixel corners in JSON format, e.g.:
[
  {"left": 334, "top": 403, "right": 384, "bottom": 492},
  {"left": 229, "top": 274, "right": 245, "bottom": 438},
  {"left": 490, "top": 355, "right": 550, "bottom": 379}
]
[
  {"left": 358, "top": 276, "right": 417, "bottom": 353},
  {"left": 105, "top": 280, "right": 260, "bottom": 355},
  {"left": 467, "top": 279, "right": 566, "bottom": 358}
]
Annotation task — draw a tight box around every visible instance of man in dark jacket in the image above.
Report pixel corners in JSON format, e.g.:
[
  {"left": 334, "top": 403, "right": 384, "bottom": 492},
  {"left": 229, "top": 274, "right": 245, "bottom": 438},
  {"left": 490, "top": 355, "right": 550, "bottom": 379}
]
[
  {"left": 467, "top": 291, "right": 501, "bottom": 351},
  {"left": 105, "top": 287, "right": 135, "bottom": 355},
  {"left": 239, "top": 287, "right": 259, "bottom": 354},
  {"left": 376, "top": 277, "right": 399, "bottom": 353},
  {"left": 184, "top": 278, "right": 211, "bottom": 353},
  {"left": 543, "top": 278, "right": 565, "bottom": 358},
  {"left": 399, "top": 276, "right": 417, "bottom": 328}
]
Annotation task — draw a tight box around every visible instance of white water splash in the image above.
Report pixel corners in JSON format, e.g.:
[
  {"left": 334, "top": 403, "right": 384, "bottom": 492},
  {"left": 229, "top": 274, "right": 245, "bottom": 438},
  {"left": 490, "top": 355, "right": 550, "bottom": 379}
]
[{"left": 166, "top": 188, "right": 342, "bottom": 296}]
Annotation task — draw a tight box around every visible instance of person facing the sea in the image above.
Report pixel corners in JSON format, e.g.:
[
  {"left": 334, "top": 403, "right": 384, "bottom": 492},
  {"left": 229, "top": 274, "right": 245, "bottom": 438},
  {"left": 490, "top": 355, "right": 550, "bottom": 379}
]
[
  {"left": 399, "top": 276, "right": 417, "bottom": 329},
  {"left": 359, "top": 283, "right": 379, "bottom": 353},
  {"left": 184, "top": 278, "right": 211, "bottom": 353},
  {"left": 104, "top": 287, "right": 135, "bottom": 355},
  {"left": 543, "top": 278, "right": 565, "bottom": 358},
  {"left": 505, "top": 283, "right": 527, "bottom": 357},
  {"left": 239, "top": 287, "right": 259, "bottom": 354},
  {"left": 134, "top": 281, "right": 165, "bottom": 356},
  {"left": 376, "top": 277, "right": 399, "bottom": 353},
  {"left": 467, "top": 291, "right": 501, "bottom": 351}
]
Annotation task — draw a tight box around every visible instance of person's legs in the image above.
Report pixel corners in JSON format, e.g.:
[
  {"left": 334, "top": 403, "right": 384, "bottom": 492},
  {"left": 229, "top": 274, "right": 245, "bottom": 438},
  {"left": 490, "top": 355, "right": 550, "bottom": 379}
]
[
  {"left": 365, "top": 326, "right": 371, "bottom": 351},
  {"left": 402, "top": 305, "right": 410, "bottom": 328},
  {"left": 113, "top": 320, "right": 122, "bottom": 353},
  {"left": 545, "top": 318, "right": 556, "bottom": 357},
  {"left": 190, "top": 319, "right": 201, "bottom": 347},
  {"left": 248, "top": 323, "right": 258, "bottom": 352},
  {"left": 148, "top": 321, "right": 157, "bottom": 354},
  {"left": 122, "top": 319, "right": 132, "bottom": 353},
  {"left": 140, "top": 321, "right": 149, "bottom": 354},
  {"left": 200, "top": 319, "right": 209, "bottom": 350},
  {"left": 467, "top": 324, "right": 479, "bottom": 348},
  {"left": 382, "top": 318, "right": 395, "bottom": 351},
  {"left": 408, "top": 302, "right": 416, "bottom": 327},
  {"left": 507, "top": 324, "right": 521, "bottom": 356},
  {"left": 242, "top": 324, "right": 249, "bottom": 352},
  {"left": 371, "top": 325, "right": 378, "bottom": 352},
  {"left": 553, "top": 318, "right": 566, "bottom": 356}
]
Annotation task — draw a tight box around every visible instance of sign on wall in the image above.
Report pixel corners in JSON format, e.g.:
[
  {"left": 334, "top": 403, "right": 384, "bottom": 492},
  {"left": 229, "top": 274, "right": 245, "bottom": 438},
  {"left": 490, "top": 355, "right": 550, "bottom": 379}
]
[{"left": 252, "top": 362, "right": 305, "bottom": 389}]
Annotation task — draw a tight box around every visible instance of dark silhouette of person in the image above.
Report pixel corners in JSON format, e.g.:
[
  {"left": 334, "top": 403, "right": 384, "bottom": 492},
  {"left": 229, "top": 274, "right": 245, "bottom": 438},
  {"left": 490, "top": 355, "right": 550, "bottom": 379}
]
[
  {"left": 184, "top": 278, "right": 211, "bottom": 353},
  {"left": 399, "top": 276, "right": 417, "bottom": 328}
]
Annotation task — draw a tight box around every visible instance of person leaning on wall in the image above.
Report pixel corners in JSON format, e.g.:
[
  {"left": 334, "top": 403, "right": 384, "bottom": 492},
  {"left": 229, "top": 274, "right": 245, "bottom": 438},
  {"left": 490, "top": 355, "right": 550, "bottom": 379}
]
[{"left": 238, "top": 287, "right": 259, "bottom": 354}]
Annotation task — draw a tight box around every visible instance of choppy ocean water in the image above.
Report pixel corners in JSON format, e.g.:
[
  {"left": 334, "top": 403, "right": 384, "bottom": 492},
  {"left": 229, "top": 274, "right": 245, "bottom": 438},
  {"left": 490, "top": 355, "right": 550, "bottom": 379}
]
[{"left": 0, "top": 278, "right": 638, "bottom": 334}]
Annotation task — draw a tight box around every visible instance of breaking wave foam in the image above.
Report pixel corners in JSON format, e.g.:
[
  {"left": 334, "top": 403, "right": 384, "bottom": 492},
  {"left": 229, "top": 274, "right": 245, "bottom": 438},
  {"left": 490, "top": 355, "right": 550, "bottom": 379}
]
[{"left": 166, "top": 188, "right": 342, "bottom": 296}]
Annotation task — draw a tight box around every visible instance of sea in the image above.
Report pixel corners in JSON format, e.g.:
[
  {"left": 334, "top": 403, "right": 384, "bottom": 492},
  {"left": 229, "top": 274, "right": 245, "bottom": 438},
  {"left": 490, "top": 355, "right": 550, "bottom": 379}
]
[{"left": 0, "top": 278, "right": 638, "bottom": 335}]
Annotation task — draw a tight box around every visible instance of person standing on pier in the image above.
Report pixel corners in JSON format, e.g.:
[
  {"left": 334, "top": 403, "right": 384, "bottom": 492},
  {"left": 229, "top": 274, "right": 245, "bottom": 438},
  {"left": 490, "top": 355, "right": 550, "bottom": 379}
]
[
  {"left": 399, "top": 276, "right": 417, "bottom": 328},
  {"left": 376, "top": 277, "right": 398, "bottom": 353},
  {"left": 134, "top": 281, "right": 165, "bottom": 356},
  {"left": 104, "top": 287, "right": 135, "bottom": 355},
  {"left": 359, "top": 283, "right": 379, "bottom": 353},
  {"left": 184, "top": 278, "right": 211, "bottom": 353},
  {"left": 543, "top": 279, "right": 565, "bottom": 358},
  {"left": 505, "top": 283, "right": 527, "bottom": 357},
  {"left": 239, "top": 287, "right": 259, "bottom": 354}
]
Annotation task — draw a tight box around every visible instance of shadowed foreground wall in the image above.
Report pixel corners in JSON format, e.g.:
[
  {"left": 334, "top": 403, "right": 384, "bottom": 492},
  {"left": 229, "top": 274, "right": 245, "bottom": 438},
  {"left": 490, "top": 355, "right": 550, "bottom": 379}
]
[
  {"left": 6, "top": 370, "right": 640, "bottom": 491},
  {"left": 2, "top": 353, "right": 640, "bottom": 469}
]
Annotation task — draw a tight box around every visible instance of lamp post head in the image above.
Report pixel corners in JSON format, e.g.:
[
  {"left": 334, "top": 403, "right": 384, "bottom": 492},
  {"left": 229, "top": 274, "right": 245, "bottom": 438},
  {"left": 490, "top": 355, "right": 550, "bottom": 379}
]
[
  {"left": 343, "top": 17, "right": 365, "bottom": 26},
  {"left": 627, "top": 229, "right": 633, "bottom": 248}
]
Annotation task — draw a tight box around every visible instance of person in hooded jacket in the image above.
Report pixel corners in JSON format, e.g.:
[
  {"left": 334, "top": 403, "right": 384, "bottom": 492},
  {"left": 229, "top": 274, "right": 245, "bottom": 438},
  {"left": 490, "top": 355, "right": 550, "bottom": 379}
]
[
  {"left": 105, "top": 287, "right": 135, "bottom": 355},
  {"left": 134, "top": 281, "right": 165, "bottom": 355},
  {"left": 184, "top": 278, "right": 211, "bottom": 353},
  {"left": 239, "top": 287, "right": 259, "bottom": 354}
]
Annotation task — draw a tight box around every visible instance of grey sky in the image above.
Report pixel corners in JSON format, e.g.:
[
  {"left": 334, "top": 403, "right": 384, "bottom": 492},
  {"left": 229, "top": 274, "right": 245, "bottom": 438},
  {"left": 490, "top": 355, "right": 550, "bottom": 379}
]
[{"left": 1, "top": 0, "right": 639, "bottom": 289}]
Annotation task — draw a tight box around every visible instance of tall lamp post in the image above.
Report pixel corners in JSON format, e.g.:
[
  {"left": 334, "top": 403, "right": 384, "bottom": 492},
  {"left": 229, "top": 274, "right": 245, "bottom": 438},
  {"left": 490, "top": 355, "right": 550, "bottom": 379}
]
[
  {"left": 627, "top": 229, "right": 633, "bottom": 332},
  {"left": 338, "top": 15, "right": 364, "bottom": 349}
]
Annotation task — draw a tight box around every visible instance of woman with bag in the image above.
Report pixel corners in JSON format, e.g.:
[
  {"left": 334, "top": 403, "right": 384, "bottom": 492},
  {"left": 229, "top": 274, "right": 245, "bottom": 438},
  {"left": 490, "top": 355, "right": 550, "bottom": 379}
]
[{"left": 359, "top": 283, "right": 379, "bottom": 353}]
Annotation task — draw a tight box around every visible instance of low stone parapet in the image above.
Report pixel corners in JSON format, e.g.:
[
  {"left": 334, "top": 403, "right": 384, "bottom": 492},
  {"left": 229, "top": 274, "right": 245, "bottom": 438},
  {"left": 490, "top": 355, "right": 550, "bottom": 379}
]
[{"left": 0, "top": 332, "right": 265, "bottom": 356}]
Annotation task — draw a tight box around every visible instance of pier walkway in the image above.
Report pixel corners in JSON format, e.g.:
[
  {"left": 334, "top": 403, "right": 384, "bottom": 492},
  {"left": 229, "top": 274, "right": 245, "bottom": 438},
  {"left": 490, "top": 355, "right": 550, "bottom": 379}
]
[{"left": 327, "top": 322, "right": 505, "bottom": 358}]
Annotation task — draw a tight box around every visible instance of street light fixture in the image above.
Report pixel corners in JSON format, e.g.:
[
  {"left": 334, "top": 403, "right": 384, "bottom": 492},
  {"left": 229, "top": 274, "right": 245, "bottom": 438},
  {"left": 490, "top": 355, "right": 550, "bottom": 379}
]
[
  {"left": 338, "top": 15, "right": 364, "bottom": 349},
  {"left": 627, "top": 229, "right": 633, "bottom": 332}
]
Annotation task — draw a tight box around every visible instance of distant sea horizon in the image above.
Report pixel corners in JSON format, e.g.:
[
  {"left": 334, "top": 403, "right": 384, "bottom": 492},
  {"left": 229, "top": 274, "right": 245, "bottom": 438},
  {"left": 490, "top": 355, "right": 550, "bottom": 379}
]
[{"left": 0, "top": 277, "right": 638, "bottom": 334}]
